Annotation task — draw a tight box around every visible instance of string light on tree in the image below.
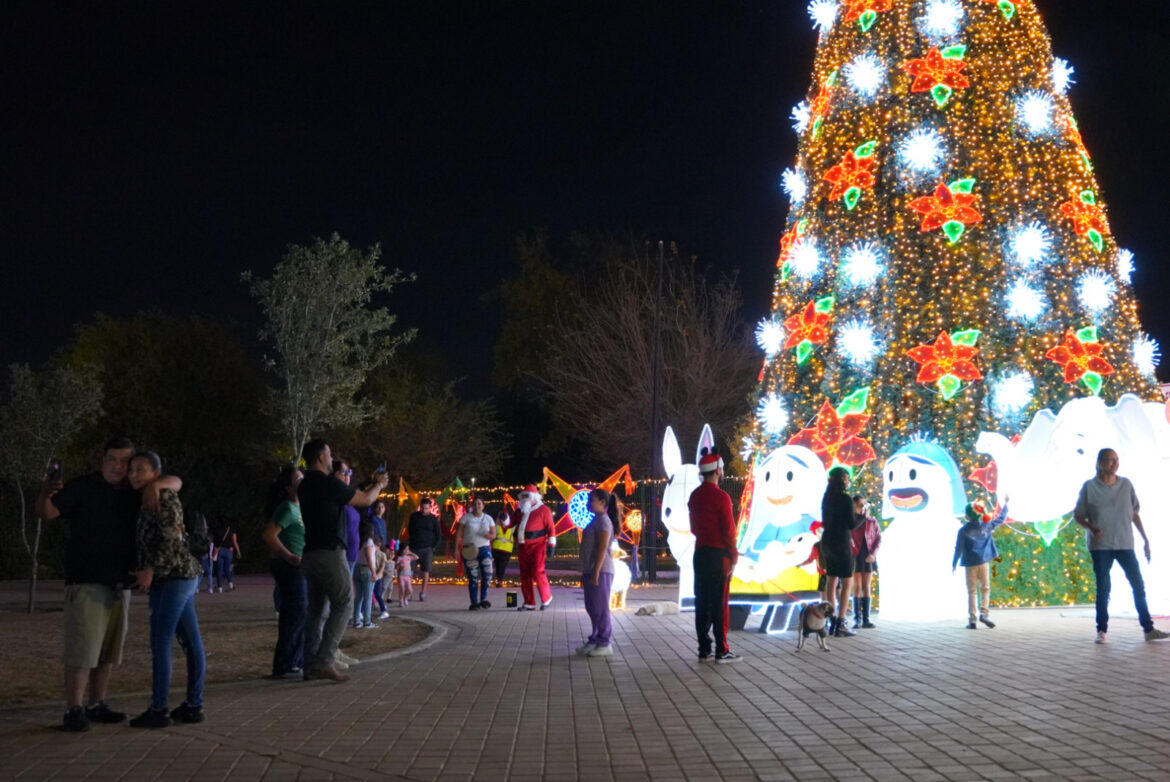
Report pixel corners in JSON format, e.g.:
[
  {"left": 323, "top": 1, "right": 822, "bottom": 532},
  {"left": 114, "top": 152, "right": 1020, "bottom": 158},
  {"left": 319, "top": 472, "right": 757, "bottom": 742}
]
[
  {"left": 1009, "top": 221, "right": 1053, "bottom": 268},
  {"left": 1133, "top": 334, "right": 1161, "bottom": 378},
  {"left": 758, "top": 393, "right": 790, "bottom": 435},
  {"left": 789, "top": 236, "right": 825, "bottom": 279},
  {"left": 840, "top": 241, "right": 885, "bottom": 287},
  {"left": 845, "top": 54, "right": 886, "bottom": 99},
  {"left": 755, "top": 318, "right": 786, "bottom": 358},
  {"left": 898, "top": 127, "right": 945, "bottom": 174},
  {"left": 838, "top": 319, "right": 883, "bottom": 367},
  {"left": 918, "top": 0, "right": 964, "bottom": 38},
  {"left": 990, "top": 371, "right": 1035, "bottom": 418},
  {"left": 1076, "top": 269, "right": 1116, "bottom": 314},
  {"left": 1015, "top": 91, "right": 1057, "bottom": 136},
  {"left": 1006, "top": 280, "right": 1047, "bottom": 323}
]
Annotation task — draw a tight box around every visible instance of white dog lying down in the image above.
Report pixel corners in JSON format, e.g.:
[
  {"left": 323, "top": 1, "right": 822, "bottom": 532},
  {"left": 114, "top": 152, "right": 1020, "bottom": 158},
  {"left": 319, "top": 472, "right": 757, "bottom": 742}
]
[{"left": 635, "top": 601, "right": 681, "bottom": 616}]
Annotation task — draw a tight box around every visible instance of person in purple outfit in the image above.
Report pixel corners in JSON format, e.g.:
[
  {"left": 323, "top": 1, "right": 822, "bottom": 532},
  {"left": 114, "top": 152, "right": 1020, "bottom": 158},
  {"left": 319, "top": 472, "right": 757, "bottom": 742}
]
[{"left": 577, "top": 488, "right": 615, "bottom": 658}]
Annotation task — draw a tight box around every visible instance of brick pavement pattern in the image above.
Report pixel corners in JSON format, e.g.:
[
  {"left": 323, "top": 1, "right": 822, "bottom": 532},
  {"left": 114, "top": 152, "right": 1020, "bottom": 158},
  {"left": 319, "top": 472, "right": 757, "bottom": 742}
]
[{"left": 2, "top": 582, "right": 1169, "bottom": 781}]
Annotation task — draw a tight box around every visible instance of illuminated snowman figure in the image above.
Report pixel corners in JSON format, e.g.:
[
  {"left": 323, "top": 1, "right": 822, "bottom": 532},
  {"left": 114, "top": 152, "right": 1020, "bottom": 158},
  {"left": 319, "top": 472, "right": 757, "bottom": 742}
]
[
  {"left": 733, "top": 445, "right": 825, "bottom": 590},
  {"left": 879, "top": 438, "right": 969, "bottom": 621}
]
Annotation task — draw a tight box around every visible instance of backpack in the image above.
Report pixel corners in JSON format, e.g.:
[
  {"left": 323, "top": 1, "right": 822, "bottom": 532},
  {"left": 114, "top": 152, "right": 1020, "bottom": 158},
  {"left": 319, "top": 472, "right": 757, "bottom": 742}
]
[{"left": 185, "top": 509, "right": 213, "bottom": 560}]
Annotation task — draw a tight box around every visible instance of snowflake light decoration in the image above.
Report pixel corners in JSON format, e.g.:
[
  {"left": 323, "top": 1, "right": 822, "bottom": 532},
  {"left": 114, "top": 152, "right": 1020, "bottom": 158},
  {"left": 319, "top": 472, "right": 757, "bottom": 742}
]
[
  {"left": 991, "top": 372, "right": 1035, "bottom": 418},
  {"left": 755, "top": 318, "right": 785, "bottom": 357},
  {"left": 1016, "top": 91, "right": 1056, "bottom": 135},
  {"left": 845, "top": 54, "right": 885, "bottom": 99},
  {"left": 1009, "top": 221, "right": 1053, "bottom": 267},
  {"left": 1133, "top": 333, "right": 1161, "bottom": 378},
  {"left": 1006, "top": 280, "right": 1047, "bottom": 322},
  {"left": 898, "top": 128, "right": 944, "bottom": 174},
  {"left": 840, "top": 242, "right": 884, "bottom": 287},
  {"left": 791, "top": 101, "right": 811, "bottom": 134},
  {"left": 808, "top": 0, "right": 839, "bottom": 31},
  {"left": 838, "top": 319, "right": 883, "bottom": 367},
  {"left": 782, "top": 168, "right": 807, "bottom": 204},
  {"left": 758, "top": 393, "right": 790, "bottom": 435},
  {"left": 1077, "top": 269, "right": 1116, "bottom": 314},
  {"left": 919, "top": 0, "right": 964, "bottom": 38},
  {"left": 789, "top": 237, "right": 823, "bottom": 279},
  {"left": 1052, "top": 57, "right": 1075, "bottom": 95},
  {"left": 1117, "top": 249, "right": 1135, "bottom": 284}
]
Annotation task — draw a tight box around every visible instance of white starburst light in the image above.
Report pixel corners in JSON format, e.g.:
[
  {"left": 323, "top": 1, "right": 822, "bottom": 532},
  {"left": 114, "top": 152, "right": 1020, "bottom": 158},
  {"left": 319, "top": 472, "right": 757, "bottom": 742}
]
[
  {"left": 899, "top": 128, "right": 944, "bottom": 173},
  {"left": 1077, "top": 269, "right": 1116, "bottom": 313},
  {"left": 991, "top": 372, "right": 1035, "bottom": 418},
  {"left": 789, "top": 237, "right": 823, "bottom": 279},
  {"left": 845, "top": 54, "right": 885, "bottom": 98},
  {"left": 920, "top": 0, "right": 964, "bottom": 37},
  {"left": 791, "top": 101, "right": 811, "bottom": 134},
  {"left": 1009, "top": 221, "right": 1053, "bottom": 267},
  {"left": 739, "top": 435, "right": 757, "bottom": 463},
  {"left": 838, "top": 319, "right": 883, "bottom": 367},
  {"left": 1117, "top": 249, "right": 1135, "bottom": 284},
  {"left": 1016, "top": 91, "right": 1056, "bottom": 135},
  {"left": 1006, "top": 280, "right": 1047, "bottom": 322},
  {"left": 758, "top": 394, "right": 790, "bottom": 435},
  {"left": 807, "top": 0, "right": 839, "bottom": 31},
  {"left": 781, "top": 168, "right": 807, "bottom": 204},
  {"left": 1052, "top": 58, "right": 1076, "bottom": 95},
  {"left": 840, "top": 242, "right": 884, "bottom": 287},
  {"left": 1133, "top": 334, "right": 1161, "bottom": 378},
  {"left": 755, "top": 318, "right": 785, "bottom": 357}
]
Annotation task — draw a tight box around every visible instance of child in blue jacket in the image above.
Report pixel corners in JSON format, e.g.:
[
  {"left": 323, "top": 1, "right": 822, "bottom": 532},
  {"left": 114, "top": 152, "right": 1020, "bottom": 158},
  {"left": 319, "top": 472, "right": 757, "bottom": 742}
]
[{"left": 952, "top": 497, "right": 1009, "bottom": 629}]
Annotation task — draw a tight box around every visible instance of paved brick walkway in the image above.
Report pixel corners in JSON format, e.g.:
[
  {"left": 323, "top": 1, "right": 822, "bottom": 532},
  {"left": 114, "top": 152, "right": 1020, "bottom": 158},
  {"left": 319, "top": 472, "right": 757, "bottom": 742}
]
[{"left": 2, "top": 578, "right": 1169, "bottom": 781}]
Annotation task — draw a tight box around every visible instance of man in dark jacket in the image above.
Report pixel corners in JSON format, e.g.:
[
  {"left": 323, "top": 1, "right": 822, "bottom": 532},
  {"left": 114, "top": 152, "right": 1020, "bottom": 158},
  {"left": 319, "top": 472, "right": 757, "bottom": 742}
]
[{"left": 407, "top": 497, "right": 442, "bottom": 601}]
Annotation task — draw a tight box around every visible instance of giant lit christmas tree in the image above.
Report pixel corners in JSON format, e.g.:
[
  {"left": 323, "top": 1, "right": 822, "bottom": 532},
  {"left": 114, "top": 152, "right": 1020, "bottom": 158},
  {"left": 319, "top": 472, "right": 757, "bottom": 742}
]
[{"left": 733, "top": 0, "right": 1169, "bottom": 618}]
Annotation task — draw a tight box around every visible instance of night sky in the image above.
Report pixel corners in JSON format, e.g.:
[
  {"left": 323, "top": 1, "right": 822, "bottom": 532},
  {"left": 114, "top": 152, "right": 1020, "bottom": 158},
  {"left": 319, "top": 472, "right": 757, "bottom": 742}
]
[{"left": 5, "top": 1, "right": 1169, "bottom": 392}]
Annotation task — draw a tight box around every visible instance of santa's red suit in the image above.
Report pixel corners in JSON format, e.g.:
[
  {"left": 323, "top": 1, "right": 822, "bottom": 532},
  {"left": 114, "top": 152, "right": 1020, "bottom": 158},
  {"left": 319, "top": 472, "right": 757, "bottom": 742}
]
[{"left": 511, "top": 485, "right": 556, "bottom": 609}]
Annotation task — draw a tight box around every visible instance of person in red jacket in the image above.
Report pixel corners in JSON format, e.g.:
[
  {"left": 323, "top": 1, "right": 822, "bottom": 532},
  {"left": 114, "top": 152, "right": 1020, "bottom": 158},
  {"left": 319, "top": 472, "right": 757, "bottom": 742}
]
[
  {"left": 512, "top": 484, "right": 556, "bottom": 611},
  {"left": 688, "top": 449, "right": 740, "bottom": 663}
]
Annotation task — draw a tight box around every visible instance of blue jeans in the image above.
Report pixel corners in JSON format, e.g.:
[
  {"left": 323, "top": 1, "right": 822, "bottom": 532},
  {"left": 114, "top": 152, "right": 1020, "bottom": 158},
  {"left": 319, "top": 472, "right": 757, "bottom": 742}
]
[
  {"left": 353, "top": 565, "right": 373, "bottom": 625},
  {"left": 270, "top": 559, "right": 306, "bottom": 675},
  {"left": 1091, "top": 549, "right": 1153, "bottom": 633},
  {"left": 215, "top": 549, "right": 234, "bottom": 588},
  {"left": 200, "top": 556, "right": 214, "bottom": 592},
  {"left": 464, "top": 545, "right": 493, "bottom": 605},
  {"left": 148, "top": 577, "right": 205, "bottom": 711},
  {"left": 373, "top": 577, "right": 387, "bottom": 614}
]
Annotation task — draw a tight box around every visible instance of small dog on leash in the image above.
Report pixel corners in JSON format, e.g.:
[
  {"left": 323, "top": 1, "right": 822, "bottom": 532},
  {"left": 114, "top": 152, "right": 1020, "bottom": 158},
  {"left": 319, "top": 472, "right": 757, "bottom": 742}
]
[{"left": 796, "top": 601, "right": 835, "bottom": 652}]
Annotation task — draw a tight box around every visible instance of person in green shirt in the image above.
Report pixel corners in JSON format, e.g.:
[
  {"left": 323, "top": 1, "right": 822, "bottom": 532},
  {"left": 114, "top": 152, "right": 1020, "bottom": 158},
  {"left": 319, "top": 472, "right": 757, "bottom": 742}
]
[{"left": 262, "top": 466, "right": 306, "bottom": 678}]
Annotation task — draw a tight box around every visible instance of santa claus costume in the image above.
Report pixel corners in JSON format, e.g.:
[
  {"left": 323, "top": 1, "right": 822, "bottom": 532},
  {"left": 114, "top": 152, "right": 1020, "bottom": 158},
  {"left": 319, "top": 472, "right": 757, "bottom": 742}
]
[{"left": 511, "top": 484, "right": 556, "bottom": 610}]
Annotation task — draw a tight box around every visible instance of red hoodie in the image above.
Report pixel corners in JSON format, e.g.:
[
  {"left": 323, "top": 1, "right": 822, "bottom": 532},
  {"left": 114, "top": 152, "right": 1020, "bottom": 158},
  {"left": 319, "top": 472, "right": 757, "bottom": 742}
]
[{"left": 688, "top": 481, "right": 737, "bottom": 557}]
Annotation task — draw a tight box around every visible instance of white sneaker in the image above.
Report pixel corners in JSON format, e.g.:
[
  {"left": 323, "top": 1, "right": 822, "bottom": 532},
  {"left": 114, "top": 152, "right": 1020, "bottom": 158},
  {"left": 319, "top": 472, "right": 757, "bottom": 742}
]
[
  {"left": 540, "top": 597, "right": 553, "bottom": 610},
  {"left": 379, "top": 612, "right": 390, "bottom": 620},
  {"left": 586, "top": 645, "right": 613, "bottom": 657},
  {"left": 1145, "top": 628, "right": 1170, "bottom": 641},
  {"left": 336, "top": 651, "right": 359, "bottom": 666},
  {"left": 1095, "top": 632, "right": 1107, "bottom": 644},
  {"left": 576, "top": 643, "right": 597, "bottom": 656},
  {"left": 333, "top": 659, "right": 350, "bottom": 670}
]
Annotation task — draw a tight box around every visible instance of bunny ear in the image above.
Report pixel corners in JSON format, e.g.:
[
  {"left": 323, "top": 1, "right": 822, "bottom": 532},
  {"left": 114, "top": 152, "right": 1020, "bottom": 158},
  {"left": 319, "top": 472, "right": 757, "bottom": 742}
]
[
  {"left": 696, "top": 424, "right": 715, "bottom": 463},
  {"left": 662, "top": 426, "right": 683, "bottom": 476}
]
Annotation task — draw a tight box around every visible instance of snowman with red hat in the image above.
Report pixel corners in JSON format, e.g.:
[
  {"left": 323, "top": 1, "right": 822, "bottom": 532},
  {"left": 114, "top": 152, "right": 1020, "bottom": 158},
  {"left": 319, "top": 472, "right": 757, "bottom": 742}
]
[{"left": 511, "top": 483, "right": 556, "bottom": 610}]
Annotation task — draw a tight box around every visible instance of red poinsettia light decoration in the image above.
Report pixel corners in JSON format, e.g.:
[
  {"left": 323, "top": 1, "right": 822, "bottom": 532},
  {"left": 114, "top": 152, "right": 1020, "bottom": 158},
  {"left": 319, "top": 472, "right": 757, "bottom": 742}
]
[
  {"left": 787, "top": 399, "right": 877, "bottom": 470},
  {"left": 824, "top": 144, "right": 877, "bottom": 210},
  {"left": 901, "top": 47, "right": 970, "bottom": 107},
  {"left": 908, "top": 180, "right": 982, "bottom": 243},
  {"left": 842, "top": 0, "right": 892, "bottom": 31},
  {"left": 907, "top": 330, "right": 983, "bottom": 400},
  {"left": 782, "top": 297, "right": 835, "bottom": 365},
  {"left": 1045, "top": 328, "right": 1114, "bottom": 395},
  {"left": 1060, "top": 191, "right": 1110, "bottom": 251}
]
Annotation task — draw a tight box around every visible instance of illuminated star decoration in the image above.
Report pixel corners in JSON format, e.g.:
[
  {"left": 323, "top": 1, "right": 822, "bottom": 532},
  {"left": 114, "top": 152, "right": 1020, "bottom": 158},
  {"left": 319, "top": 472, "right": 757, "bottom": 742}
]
[
  {"left": 841, "top": 0, "right": 891, "bottom": 32},
  {"left": 1116, "top": 249, "right": 1135, "bottom": 284},
  {"left": 838, "top": 319, "right": 884, "bottom": 367},
  {"left": 901, "top": 45, "right": 969, "bottom": 108},
  {"left": 782, "top": 168, "right": 807, "bottom": 204},
  {"left": 823, "top": 141, "right": 878, "bottom": 210},
  {"left": 1133, "top": 333, "right": 1161, "bottom": 378},
  {"left": 786, "top": 389, "right": 877, "bottom": 471},
  {"left": 907, "top": 178, "right": 982, "bottom": 243},
  {"left": 990, "top": 371, "right": 1035, "bottom": 418},
  {"left": 845, "top": 54, "right": 885, "bottom": 99},
  {"left": 791, "top": 101, "right": 811, "bottom": 134},
  {"left": 1052, "top": 57, "right": 1075, "bottom": 95},
  {"left": 898, "top": 128, "right": 945, "bottom": 174},
  {"left": 755, "top": 317, "right": 785, "bottom": 357},
  {"left": 907, "top": 329, "right": 983, "bottom": 400},
  {"left": 840, "top": 242, "right": 884, "bottom": 287},
  {"left": 1060, "top": 189, "right": 1109, "bottom": 251},
  {"left": 918, "top": 0, "right": 964, "bottom": 38},
  {"left": 1015, "top": 91, "right": 1056, "bottom": 136},
  {"left": 758, "top": 393, "right": 790, "bottom": 435},
  {"left": 1044, "top": 327, "right": 1114, "bottom": 395},
  {"left": 789, "top": 236, "right": 824, "bottom": 280},
  {"left": 807, "top": 0, "right": 839, "bottom": 32},
  {"left": 1006, "top": 280, "right": 1047, "bottom": 323},
  {"left": 1009, "top": 221, "right": 1053, "bottom": 267},
  {"left": 541, "top": 465, "right": 637, "bottom": 536},
  {"left": 1077, "top": 269, "right": 1116, "bottom": 314},
  {"left": 783, "top": 297, "right": 835, "bottom": 365}
]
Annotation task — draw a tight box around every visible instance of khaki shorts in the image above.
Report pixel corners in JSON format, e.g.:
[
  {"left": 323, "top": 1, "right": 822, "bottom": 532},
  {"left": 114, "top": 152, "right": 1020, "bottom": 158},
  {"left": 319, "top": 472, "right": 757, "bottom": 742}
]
[{"left": 63, "top": 584, "right": 130, "bottom": 669}]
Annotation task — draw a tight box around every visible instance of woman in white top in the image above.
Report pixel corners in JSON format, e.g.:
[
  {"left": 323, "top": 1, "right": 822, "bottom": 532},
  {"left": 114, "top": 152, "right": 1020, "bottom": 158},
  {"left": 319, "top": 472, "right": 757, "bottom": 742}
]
[{"left": 456, "top": 496, "right": 497, "bottom": 610}]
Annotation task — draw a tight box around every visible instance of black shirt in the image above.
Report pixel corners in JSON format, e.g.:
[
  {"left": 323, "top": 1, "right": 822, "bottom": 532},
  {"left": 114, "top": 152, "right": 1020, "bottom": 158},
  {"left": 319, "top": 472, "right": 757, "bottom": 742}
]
[
  {"left": 407, "top": 511, "right": 441, "bottom": 550},
  {"left": 298, "top": 470, "right": 357, "bottom": 552},
  {"left": 51, "top": 472, "right": 141, "bottom": 586}
]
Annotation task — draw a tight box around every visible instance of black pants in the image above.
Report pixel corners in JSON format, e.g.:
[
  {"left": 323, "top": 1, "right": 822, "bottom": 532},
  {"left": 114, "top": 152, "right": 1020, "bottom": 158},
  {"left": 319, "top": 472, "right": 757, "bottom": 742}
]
[
  {"left": 492, "top": 549, "right": 512, "bottom": 586},
  {"left": 270, "top": 558, "right": 306, "bottom": 675},
  {"left": 693, "top": 547, "right": 732, "bottom": 656}
]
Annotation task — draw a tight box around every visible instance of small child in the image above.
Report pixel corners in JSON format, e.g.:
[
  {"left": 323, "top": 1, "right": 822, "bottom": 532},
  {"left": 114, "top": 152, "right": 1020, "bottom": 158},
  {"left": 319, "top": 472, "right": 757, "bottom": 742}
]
[
  {"left": 952, "top": 497, "right": 1009, "bottom": 629},
  {"left": 372, "top": 537, "right": 389, "bottom": 619},
  {"left": 396, "top": 544, "right": 418, "bottom": 607}
]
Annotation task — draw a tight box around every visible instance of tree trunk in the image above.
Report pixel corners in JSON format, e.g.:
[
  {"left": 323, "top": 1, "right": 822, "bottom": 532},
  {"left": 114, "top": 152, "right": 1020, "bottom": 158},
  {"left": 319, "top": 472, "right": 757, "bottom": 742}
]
[{"left": 16, "top": 482, "right": 38, "bottom": 613}]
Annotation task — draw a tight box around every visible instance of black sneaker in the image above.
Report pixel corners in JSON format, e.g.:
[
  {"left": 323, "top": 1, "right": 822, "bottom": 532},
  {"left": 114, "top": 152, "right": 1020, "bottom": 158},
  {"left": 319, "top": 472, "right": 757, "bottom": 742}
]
[
  {"left": 469, "top": 604, "right": 481, "bottom": 611},
  {"left": 979, "top": 615, "right": 996, "bottom": 629},
  {"left": 62, "top": 706, "right": 90, "bottom": 732},
  {"left": 967, "top": 622, "right": 977, "bottom": 630},
  {"left": 129, "top": 708, "right": 172, "bottom": 729},
  {"left": 85, "top": 701, "right": 126, "bottom": 724},
  {"left": 715, "top": 652, "right": 741, "bottom": 663},
  {"left": 479, "top": 600, "right": 491, "bottom": 609},
  {"left": 698, "top": 653, "right": 713, "bottom": 662},
  {"left": 169, "top": 702, "right": 204, "bottom": 724}
]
